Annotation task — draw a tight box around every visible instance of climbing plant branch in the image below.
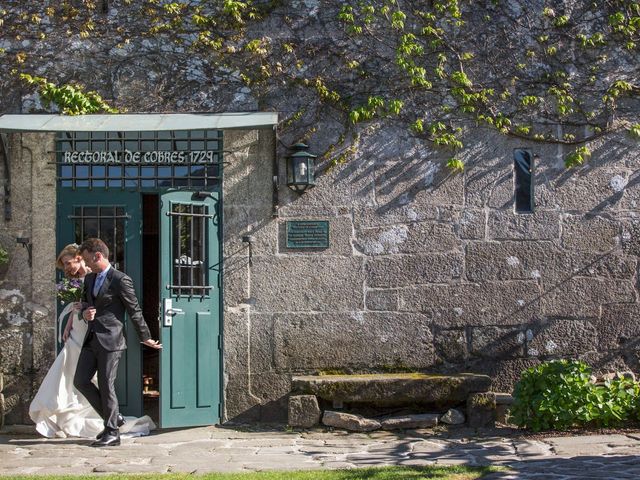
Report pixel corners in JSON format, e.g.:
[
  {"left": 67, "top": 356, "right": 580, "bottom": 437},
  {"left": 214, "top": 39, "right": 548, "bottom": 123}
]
[
  {"left": 2, "top": 0, "right": 638, "bottom": 172},
  {"left": 19, "top": 74, "right": 118, "bottom": 115}
]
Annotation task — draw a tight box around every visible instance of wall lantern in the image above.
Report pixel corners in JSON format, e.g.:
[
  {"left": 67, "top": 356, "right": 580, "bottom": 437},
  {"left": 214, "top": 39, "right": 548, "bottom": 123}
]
[{"left": 286, "top": 143, "right": 316, "bottom": 193}]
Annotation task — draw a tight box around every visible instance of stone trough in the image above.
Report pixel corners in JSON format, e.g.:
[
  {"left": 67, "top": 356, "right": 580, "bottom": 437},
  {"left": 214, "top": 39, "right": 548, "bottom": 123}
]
[{"left": 289, "top": 373, "right": 504, "bottom": 431}]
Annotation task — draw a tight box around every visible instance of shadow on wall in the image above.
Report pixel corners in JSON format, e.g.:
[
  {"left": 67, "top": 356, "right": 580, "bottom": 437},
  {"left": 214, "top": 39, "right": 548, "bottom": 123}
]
[
  {"left": 358, "top": 131, "right": 638, "bottom": 215},
  {"left": 225, "top": 127, "right": 640, "bottom": 414},
  {"left": 430, "top": 248, "right": 638, "bottom": 392},
  {"left": 330, "top": 132, "right": 638, "bottom": 393},
  {"left": 226, "top": 394, "right": 289, "bottom": 425},
  {"left": 330, "top": 130, "right": 472, "bottom": 214}
]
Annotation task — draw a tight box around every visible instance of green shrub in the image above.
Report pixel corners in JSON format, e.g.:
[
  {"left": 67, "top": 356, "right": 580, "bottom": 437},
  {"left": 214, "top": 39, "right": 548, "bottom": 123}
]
[
  {"left": 512, "top": 360, "right": 593, "bottom": 431},
  {"left": 511, "top": 360, "right": 640, "bottom": 431},
  {"left": 594, "top": 375, "right": 640, "bottom": 427},
  {"left": 0, "top": 246, "right": 8, "bottom": 265}
]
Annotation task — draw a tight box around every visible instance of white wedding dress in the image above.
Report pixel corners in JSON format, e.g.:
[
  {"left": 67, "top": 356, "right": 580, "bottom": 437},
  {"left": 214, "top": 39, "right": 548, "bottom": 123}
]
[{"left": 29, "top": 303, "right": 156, "bottom": 438}]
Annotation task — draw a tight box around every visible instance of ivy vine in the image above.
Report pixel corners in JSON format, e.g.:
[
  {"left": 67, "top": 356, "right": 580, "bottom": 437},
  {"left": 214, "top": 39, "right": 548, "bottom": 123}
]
[
  {"left": 2, "top": 0, "right": 639, "bottom": 173},
  {"left": 19, "top": 74, "right": 117, "bottom": 115}
]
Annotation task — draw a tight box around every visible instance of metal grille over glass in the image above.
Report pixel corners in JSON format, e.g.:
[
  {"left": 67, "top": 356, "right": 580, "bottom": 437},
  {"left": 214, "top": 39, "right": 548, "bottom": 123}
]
[
  {"left": 514, "top": 149, "right": 534, "bottom": 214},
  {"left": 56, "top": 130, "right": 223, "bottom": 189},
  {"left": 69, "top": 206, "right": 127, "bottom": 271},
  {"left": 170, "top": 203, "right": 212, "bottom": 297}
]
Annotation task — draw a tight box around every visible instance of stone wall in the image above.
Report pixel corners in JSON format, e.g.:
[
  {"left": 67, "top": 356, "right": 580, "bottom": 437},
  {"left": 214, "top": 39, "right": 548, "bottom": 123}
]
[
  {"left": 221, "top": 126, "right": 640, "bottom": 422},
  {"left": 0, "top": 133, "right": 56, "bottom": 424},
  {"left": 1, "top": 129, "right": 640, "bottom": 425},
  {"left": 0, "top": 0, "right": 639, "bottom": 424}
]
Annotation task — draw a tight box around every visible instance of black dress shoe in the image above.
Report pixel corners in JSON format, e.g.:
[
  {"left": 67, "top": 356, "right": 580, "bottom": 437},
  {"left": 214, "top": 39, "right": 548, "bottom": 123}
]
[
  {"left": 96, "top": 414, "right": 125, "bottom": 440},
  {"left": 91, "top": 432, "right": 120, "bottom": 447}
]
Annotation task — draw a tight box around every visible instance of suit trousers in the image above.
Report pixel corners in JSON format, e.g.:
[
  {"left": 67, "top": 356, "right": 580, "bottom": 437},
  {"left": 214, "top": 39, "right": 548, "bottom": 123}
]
[{"left": 73, "top": 331, "right": 123, "bottom": 434}]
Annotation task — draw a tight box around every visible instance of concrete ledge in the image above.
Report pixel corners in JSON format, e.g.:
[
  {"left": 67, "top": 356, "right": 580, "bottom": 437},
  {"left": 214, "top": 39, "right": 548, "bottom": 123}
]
[{"left": 292, "top": 373, "right": 492, "bottom": 408}]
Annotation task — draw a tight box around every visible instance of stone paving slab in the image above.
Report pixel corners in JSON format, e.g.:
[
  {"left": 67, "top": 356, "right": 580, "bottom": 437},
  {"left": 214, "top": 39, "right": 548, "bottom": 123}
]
[
  {"left": 2, "top": 426, "right": 640, "bottom": 478},
  {"left": 545, "top": 434, "right": 639, "bottom": 457},
  {"left": 93, "top": 464, "right": 168, "bottom": 474}
]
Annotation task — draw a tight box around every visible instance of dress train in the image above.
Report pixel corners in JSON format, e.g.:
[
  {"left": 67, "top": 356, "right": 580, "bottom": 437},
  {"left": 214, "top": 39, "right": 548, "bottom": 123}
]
[{"left": 29, "top": 304, "right": 155, "bottom": 438}]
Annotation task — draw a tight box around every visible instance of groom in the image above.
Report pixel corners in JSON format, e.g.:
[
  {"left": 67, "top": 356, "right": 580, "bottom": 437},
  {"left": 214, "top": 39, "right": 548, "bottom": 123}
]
[{"left": 73, "top": 238, "right": 161, "bottom": 447}]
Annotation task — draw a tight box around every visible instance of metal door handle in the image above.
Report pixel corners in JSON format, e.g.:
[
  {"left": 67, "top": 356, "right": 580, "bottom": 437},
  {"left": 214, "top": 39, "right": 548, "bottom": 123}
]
[{"left": 163, "top": 299, "right": 184, "bottom": 327}]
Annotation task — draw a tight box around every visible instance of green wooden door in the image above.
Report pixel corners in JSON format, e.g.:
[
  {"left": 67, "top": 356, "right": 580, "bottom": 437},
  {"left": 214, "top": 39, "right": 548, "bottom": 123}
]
[
  {"left": 159, "top": 190, "right": 221, "bottom": 427},
  {"left": 56, "top": 190, "right": 143, "bottom": 417}
]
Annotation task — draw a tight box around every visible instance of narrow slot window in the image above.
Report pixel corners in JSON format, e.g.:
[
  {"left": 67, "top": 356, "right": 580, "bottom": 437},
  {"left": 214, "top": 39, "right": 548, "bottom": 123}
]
[{"left": 514, "top": 149, "right": 534, "bottom": 213}]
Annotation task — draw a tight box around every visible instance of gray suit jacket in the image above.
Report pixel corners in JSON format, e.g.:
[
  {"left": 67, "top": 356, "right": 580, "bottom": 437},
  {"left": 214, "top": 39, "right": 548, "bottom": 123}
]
[{"left": 82, "top": 267, "right": 152, "bottom": 351}]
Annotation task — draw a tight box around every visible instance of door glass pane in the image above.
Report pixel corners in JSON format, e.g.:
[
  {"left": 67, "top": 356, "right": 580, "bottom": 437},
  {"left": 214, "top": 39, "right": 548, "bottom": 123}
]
[
  {"left": 73, "top": 206, "right": 127, "bottom": 273},
  {"left": 93, "top": 166, "right": 106, "bottom": 177},
  {"left": 171, "top": 203, "right": 208, "bottom": 296},
  {"left": 84, "top": 218, "right": 99, "bottom": 238},
  {"left": 74, "top": 219, "right": 82, "bottom": 242},
  {"left": 141, "top": 140, "right": 155, "bottom": 151},
  {"left": 76, "top": 166, "right": 89, "bottom": 178},
  {"left": 114, "top": 217, "right": 125, "bottom": 271},
  {"left": 100, "top": 218, "right": 115, "bottom": 257},
  {"left": 91, "top": 141, "right": 106, "bottom": 151}
]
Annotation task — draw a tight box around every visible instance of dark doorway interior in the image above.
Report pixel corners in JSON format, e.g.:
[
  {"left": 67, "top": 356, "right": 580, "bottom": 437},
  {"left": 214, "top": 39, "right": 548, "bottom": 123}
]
[{"left": 142, "top": 193, "right": 160, "bottom": 423}]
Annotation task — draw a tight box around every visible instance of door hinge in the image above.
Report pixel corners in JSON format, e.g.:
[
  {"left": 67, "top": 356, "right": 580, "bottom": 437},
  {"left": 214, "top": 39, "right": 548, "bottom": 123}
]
[{"left": 217, "top": 334, "right": 222, "bottom": 350}]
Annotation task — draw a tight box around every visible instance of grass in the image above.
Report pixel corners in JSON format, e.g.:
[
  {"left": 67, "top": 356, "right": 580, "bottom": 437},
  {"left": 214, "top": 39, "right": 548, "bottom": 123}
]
[{"left": 2, "top": 465, "right": 505, "bottom": 480}]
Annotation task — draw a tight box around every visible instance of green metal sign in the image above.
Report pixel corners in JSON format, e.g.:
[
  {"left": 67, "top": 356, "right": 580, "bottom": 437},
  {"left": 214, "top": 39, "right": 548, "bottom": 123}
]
[{"left": 286, "top": 220, "right": 330, "bottom": 249}]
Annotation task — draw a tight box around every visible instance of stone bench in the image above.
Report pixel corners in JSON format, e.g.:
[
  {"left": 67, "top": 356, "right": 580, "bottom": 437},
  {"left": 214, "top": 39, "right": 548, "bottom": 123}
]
[{"left": 289, "top": 373, "right": 497, "bottom": 429}]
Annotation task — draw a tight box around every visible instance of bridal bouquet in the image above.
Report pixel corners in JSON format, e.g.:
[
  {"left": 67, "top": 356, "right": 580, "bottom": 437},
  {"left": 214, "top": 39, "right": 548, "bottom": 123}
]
[{"left": 56, "top": 278, "right": 84, "bottom": 304}]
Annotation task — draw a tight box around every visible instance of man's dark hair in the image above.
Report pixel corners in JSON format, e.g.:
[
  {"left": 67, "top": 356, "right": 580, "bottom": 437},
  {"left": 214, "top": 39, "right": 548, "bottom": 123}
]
[{"left": 79, "top": 238, "right": 110, "bottom": 259}]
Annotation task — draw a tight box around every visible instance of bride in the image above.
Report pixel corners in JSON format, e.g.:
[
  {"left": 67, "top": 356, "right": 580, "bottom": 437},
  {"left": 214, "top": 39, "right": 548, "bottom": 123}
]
[{"left": 29, "top": 243, "right": 155, "bottom": 439}]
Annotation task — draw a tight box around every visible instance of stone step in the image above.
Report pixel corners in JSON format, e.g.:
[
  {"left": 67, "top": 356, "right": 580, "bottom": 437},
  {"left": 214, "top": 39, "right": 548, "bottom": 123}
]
[
  {"left": 292, "top": 373, "right": 491, "bottom": 408},
  {"left": 495, "top": 392, "right": 514, "bottom": 405},
  {"left": 494, "top": 392, "right": 514, "bottom": 425}
]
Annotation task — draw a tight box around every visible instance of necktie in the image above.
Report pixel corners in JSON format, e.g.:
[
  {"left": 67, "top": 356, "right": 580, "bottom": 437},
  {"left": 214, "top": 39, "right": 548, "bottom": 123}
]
[{"left": 93, "top": 273, "right": 104, "bottom": 297}]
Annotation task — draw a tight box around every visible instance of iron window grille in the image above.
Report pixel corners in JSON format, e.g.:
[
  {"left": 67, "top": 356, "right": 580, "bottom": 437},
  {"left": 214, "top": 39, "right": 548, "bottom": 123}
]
[
  {"left": 169, "top": 203, "right": 212, "bottom": 298},
  {"left": 514, "top": 149, "right": 534, "bottom": 214},
  {"left": 68, "top": 206, "right": 127, "bottom": 271},
  {"left": 55, "top": 130, "right": 223, "bottom": 190}
]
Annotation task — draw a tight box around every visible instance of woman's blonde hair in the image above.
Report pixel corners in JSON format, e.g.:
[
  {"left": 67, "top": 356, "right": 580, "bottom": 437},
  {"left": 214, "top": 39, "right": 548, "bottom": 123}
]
[{"left": 55, "top": 243, "right": 81, "bottom": 270}]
